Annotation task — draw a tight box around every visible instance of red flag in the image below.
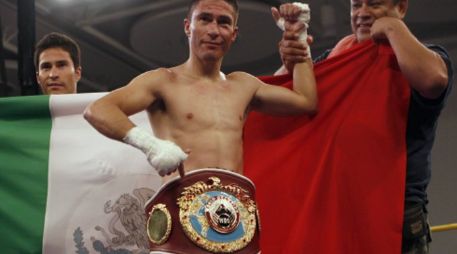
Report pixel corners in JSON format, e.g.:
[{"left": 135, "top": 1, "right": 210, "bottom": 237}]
[{"left": 244, "top": 40, "right": 410, "bottom": 253}]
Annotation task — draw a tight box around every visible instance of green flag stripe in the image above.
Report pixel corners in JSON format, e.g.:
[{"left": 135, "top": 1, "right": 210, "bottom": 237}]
[{"left": 0, "top": 95, "right": 52, "bottom": 253}]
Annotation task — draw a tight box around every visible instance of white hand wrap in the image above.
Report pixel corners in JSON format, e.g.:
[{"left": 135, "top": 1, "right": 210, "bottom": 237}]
[
  {"left": 123, "top": 127, "right": 188, "bottom": 176},
  {"left": 277, "top": 2, "right": 311, "bottom": 58}
]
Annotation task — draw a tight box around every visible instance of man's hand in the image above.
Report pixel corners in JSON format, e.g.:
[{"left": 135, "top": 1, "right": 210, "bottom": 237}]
[
  {"left": 272, "top": 4, "right": 303, "bottom": 22},
  {"left": 272, "top": 4, "right": 313, "bottom": 74},
  {"left": 370, "top": 16, "right": 404, "bottom": 42},
  {"left": 272, "top": 3, "right": 310, "bottom": 43},
  {"left": 123, "top": 127, "right": 188, "bottom": 177},
  {"left": 279, "top": 28, "right": 313, "bottom": 73},
  {"left": 146, "top": 139, "right": 188, "bottom": 177}
]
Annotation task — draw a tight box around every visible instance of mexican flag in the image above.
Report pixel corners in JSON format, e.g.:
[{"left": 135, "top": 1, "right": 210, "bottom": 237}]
[{"left": 0, "top": 93, "right": 161, "bottom": 254}]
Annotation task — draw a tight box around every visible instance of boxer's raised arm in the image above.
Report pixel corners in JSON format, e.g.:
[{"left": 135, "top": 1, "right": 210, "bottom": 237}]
[
  {"left": 249, "top": 58, "right": 317, "bottom": 115},
  {"left": 248, "top": 3, "right": 317, "bottom": 115},
  {"left": 272, "top": 3, "right": 311, "bottom": 75}
]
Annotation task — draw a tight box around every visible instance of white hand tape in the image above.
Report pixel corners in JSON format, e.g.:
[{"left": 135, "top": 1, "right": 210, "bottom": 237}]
[
  {"left": 276, "top": 2, "right": 310, "bottom": 43},
  {"left": 123, "top": 127, "right": 187, "bottom": 176},
  {"left": 276, "top": 2, "right": 311, "bottom": 58}
]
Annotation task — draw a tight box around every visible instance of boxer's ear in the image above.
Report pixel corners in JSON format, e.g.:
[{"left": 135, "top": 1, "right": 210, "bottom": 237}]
[
  {"left": 231, "top": 26, "right": 239, "bottom": 43},
  {"left": 184, "top": 18, "right": 191, "bottom": 37}
]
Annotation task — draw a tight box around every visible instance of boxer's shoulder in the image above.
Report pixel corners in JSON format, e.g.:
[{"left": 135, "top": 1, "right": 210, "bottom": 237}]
[
  {"left": 134, "top": 68, "right": 177, "bottom": 87},
  {"left": 226, "top": 71, "right": 259, "bottom": 85}
]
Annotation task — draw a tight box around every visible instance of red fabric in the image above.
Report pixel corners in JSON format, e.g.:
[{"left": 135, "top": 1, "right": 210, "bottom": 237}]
[
  {"left": 244, "top": 40, "right": 410, "bottom": 254},
  {"left": 327, "top": 34, "right": 358, "bottom": 58}
]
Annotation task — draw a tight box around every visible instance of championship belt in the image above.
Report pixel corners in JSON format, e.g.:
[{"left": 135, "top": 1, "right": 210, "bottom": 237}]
[{"left": 145, "top": 168, "right": 260, "bottom": 254}]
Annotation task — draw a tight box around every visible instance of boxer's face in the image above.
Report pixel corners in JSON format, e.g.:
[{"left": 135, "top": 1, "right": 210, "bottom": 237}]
[
  {"left": 36, "top": 47, "right": 80, "bottom": 95},
  {"left": 350, "top": 0, "right": 407, "bottom": 42},
  {"left": 185, "top": 0, "right": 238, "bottom": 61}
]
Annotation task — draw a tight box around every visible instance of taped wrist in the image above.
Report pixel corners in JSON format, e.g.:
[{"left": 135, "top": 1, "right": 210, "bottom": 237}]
[
  {"left": 277, "top": 2, "right": 311, "bottom": 58},
  {"left": 123, "top": 126, "right": 159, "bottom": 156}
]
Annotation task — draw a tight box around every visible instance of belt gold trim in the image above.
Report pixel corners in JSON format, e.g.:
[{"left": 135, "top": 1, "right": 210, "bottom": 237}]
[{"left": 145, "top": 168, "right": 260, "bottom": 254}]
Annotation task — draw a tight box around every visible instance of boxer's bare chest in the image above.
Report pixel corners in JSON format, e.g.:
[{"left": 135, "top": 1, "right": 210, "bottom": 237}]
[{"left": 152, "top": 78, "right": 253, "bottom": 132}]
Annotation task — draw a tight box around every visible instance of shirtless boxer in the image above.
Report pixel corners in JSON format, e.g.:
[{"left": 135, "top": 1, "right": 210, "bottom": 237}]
[
  {"left": 84, "top": 0, "right": 316, "bottom": 182},
  {"left": 84, "top": 1, "right": 315, "bottom": 253}
]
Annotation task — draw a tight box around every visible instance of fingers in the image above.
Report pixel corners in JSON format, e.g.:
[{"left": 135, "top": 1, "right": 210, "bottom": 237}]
[
  {"left": 271, "top": 7, "right": 281, "bottom": 23},
  {"left": 153, "top": 146, "right": 190, "bottom": 177},
  {"left": 158, "top": 163, "right": 179, "bottom": 177},
  {"left": 178, "top": 163, "right": 185, "bottom": 178},
  {"left": 370, "top": 30, "right": 388, "bottom": 42},
  {"left": 160, "top": 163, "right": 180, "bottom": 177},
  {"left": 284, "top": 21, "right": 306, "bottom": 35},
  {"left": 161, "top": 163, "right": 184, "bottom": 178},
  {"left": 279, "top": 3, "right": 303, "bottom": 21},
  {"left": 280, "top": 39, "right": 307, "bottom": 52},
  {"left": 277, "top": 3, "right": 312, "bottom": 73},
  {"left": 279, "top": 39, "right": 309, "bottom": 72},
  {"left": 307, "top": 35, "right": 314, "bottom": 45},
  {"left": 279, "top": 41, "right": 308, "bottom": 62},
  {"left": 282, "top": 31, "right": 313, "bottom": 45},
  {"left": 283, "top": 30, "right": 301, "bottom": 41}
]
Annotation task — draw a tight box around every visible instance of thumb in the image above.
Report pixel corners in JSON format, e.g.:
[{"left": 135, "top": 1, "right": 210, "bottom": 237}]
[
  {"left": 307, "top": 35, "right": 314, "bottom": 45},
  {"left": 271, "top": 7, "right": 281, "bottom": 23},
  {"left": 178, "top": 163, "right": 185, "bottom": 178}
]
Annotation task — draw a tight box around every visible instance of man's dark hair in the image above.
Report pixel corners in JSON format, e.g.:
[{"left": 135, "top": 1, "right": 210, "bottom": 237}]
[
  {"left": 34, "top": 32, "right": 81, "bottom": 69},
  {"left": 187, "top": 0, "right": 239, "bottom": 21}
]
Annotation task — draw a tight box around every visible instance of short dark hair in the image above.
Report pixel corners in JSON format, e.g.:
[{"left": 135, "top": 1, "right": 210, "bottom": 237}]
[
  {"left": 187, "top": 0, "right": 239, "bottom": 21},
  {"left": 34, "top": 32, "right": 81, "bottom": 69}
]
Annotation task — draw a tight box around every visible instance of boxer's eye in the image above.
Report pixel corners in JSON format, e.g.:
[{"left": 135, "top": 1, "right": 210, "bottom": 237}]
[
  {"left": 218, "top": 16, "right": 232, "bottom": 27},
  {"left": 199, "top": 14, "right": 213, "bottom": 23}
]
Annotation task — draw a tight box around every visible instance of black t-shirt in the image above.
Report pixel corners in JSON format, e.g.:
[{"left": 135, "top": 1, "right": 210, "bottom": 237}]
[
  {"left": 404, "top": 45, "right": 453, "bottom": 205},
  {"left": 314, "top": 44, "right": 454, "bottom": 205}
]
